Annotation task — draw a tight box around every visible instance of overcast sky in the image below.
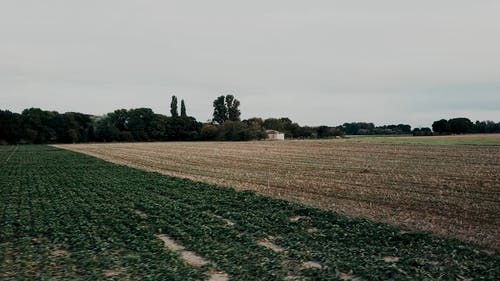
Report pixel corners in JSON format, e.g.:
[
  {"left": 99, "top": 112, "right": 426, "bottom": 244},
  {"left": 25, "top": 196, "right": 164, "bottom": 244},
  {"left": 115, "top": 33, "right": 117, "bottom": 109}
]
[{"left": 1, "top": 1, "right": 499, "bottom": 127}]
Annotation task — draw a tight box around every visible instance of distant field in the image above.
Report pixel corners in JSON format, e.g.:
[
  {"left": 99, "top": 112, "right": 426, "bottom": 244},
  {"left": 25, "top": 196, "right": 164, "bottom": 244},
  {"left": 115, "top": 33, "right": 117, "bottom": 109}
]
[
  {"left": 346, "top": 133, "right": 500, "bottom": 146},
  {"left": 1, "top": 145, "right": 499, "bottom": 280},
  {"left": 55, "top": 135, "right": 500, "bottom": 250}
]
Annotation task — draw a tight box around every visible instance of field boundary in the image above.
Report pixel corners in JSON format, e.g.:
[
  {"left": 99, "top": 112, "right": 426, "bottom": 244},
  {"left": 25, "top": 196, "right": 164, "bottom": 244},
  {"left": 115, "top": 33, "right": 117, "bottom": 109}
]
[{"left": 52, "top": 141, "right": 500, "bottom": 250}]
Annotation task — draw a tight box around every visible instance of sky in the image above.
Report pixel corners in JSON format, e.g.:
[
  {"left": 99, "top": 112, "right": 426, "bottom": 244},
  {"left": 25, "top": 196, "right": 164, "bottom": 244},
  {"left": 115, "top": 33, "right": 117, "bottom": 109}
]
[{"left": 1, "top": 1, "right": 499, "bottom": 127}]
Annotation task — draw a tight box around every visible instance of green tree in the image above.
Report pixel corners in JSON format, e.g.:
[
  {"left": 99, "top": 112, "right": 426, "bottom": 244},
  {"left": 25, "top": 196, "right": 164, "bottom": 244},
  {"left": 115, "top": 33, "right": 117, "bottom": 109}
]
[
  {"left": 149, "top": 114, "right": 169, "bottom": 141},
  {"left": 0, "top": 110, "right": 22, "bottom": 144},
  {"left": 421, "top": 127, "right": 433, "bottom": 136},
  {"left": 21, "top": 108, "right": 58, "bottom": 143},
  {"left": 127, "top": 108, "right": 155, "bottom": 141},
  {"left": 243, "top": 117, "right": 264, "bottom": 128},
  {"left": 413, "top": 127, "right": 432, "bottom": 136},
  {"left": 264, "top": 118, "right": 285, "bottom": 132},
  {"left": 180, "top": 99, "right": 187, "bottom": 117},
  {"left": 263, "top": 117, "right": 298, "bottom": 138},
  {"left": 432, "top": 119, "right": 449, "bottom": 134},
  {"left": 94, "top": 115, "right": 120, "bottom": 142},
  {"left": 66, "top": 129, "right": 79, "bottom": 143},
  {"left": 212, "top": 95, "right": 241, "bottom": 124},
  {"left": 226, "top": 95, "right": 241, "bottom": 121},
  {"left": 341, "top": 122, "right": 375, "bottom": 135},
  {"left": 167, "top": 116, "right": 202, "bottom": 141},
  {"left": 108, "top": 109, "right": 129, "bottom": 131},
  {"left": 200, "top": 123, "right": 219, "bottom": 140},
  {"left": 448, "top": 118, "right": 473, "bottom": 134},
  {"left": 50, "top": 113, "right": 79, "bottom": 143},
  {"left": 212, "top": 96, "right": 228, "bottom": 124},
  {"left": 68, "top": 112, "right": 93, "bottom": 142},
  {"left": 170, "top": 96, "right": 179, "bottom": 118}
]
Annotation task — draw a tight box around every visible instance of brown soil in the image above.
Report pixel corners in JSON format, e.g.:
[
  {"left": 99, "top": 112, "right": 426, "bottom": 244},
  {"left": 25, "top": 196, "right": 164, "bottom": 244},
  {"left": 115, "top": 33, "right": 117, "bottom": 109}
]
[
  {"left": 207, "top": 270, "right": 230, "bottom": 281},
  {"left": 180, "top": 251, "right": 208, "bottom": 268},
  {"left": 54, "top": 139, "right": 500, "bottom": 249},
  {"left": 257, "top": 238, "right": 285, "bottom": 253},
  {"left": 155, "top": 234, "right": 229, "bottom": 278},
  {"left": 289, "top": 216, "right": 306, "bottom": 222},
  {"left": 156, "top": 234, "right": 185, "bottom": 252},
  {"left": 103, "top": 269, "right": 124, "bottom": 278},
  {"left": 300, "top": 261, "right": 323, "bottom": 270},
  {"left": 50, "top": 250, "right": 69, "bottom": 258},
  {"left": 382, "top": 256, "right": 399, "bottom": 263},
  {"left": 133, "top": 209, "right": 148, "bottom": 218},
  {"left": 339, "top": 272, "right": 365, "bottom": 281},
  {"left": 306, "top": 227, "right": 319, "bottom": 234}
]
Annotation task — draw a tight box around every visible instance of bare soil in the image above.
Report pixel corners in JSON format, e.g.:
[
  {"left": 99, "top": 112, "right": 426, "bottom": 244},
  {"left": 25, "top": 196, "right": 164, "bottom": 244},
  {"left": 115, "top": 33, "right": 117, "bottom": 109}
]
[
  {"left": 156, "top": 234, "right": 229, "bottom": 278},
  {"left": 54, "top": 138, "right": 500, "bottom": 249},
  {"left": 257, "top": 237, "right": 285, "bottom": 253}
]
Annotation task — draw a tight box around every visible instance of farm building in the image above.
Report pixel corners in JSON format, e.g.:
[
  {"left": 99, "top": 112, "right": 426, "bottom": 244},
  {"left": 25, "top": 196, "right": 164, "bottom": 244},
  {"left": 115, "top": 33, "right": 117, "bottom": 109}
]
[{"left": 266, "top": 130, "right": 285, "bottom": 141}]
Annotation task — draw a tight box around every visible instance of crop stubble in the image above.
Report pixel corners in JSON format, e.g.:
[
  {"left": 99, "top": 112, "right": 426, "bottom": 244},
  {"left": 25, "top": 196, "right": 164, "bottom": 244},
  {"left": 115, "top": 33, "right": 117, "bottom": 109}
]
[{"left": 55, "top": 139, "right": 500, "bottom": 249}]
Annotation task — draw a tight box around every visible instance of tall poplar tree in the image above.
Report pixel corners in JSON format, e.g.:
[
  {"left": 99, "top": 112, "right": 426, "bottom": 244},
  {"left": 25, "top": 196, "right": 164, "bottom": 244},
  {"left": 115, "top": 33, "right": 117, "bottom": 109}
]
[
  {"left": 170, "top": 95, "right": 178, "bottom": 118},
  {"left": 180, "top": 99, "right": 187, "bottom": 117}
]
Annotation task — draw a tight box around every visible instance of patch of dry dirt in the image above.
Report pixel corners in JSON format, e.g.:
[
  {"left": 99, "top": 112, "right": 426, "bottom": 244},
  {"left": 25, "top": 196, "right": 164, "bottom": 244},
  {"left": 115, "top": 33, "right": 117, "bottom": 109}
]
[
  {"left": 257, "top": 237, "right": 285, "bottom": 253},
  {"left": 155, "top": 233, "right": 228, "bottom": 278},
  {"left": 133, "top": 209, "right": 148, "bottom": 218},
  {"left": 103, "top": 268, "right": 124, "bottom": 278},
  {"left": 50, "top": 249, "right": 69, "bottom": 258},
  {"left": 300, "top": 261, "right": 323, "bottom": 270}
]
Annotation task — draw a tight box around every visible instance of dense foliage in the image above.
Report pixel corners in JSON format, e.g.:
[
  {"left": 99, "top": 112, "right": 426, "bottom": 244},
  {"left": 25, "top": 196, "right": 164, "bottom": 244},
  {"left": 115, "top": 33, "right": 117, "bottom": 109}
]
[
  {"left": 432, "top": 118, "right": 500, "bottom": 134},
  {"left": 212, "top": 95, "right": 241, "bottom": 124},
  {"left": 0, "top": 107, "right": 347, "bottom": 144},
  {"left": 340, "top": 122, "right": 412, "bottom": 135},
  {"left": 2, "top": 95, "right": 499, "bottom": 144},
  {"left": 411, "top": 127, "right": 433, "bottom": 136},
  {"left": 170, "top": 96, "right": 179, "bottom": 118},
  {"left": 0, "top": 108, "right": 94, "bottom": 144},
  {"left": 0, "top": 145, "right": 499, "bottom": 280}
]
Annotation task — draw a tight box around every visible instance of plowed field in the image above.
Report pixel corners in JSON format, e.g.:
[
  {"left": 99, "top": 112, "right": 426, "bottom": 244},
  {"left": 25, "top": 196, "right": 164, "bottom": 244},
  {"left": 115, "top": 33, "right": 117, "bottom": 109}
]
[
  {"left": 2, "top": 145, "right": 500, "bottom": 280},
  {"left": 55, "top": 138, "right": 500, "bottom": 249}
]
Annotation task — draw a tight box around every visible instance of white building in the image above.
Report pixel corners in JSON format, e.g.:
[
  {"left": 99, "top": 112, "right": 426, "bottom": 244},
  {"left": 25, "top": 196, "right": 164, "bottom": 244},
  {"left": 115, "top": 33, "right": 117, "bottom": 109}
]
[{"left": 266, "top": 130, "right": 285, "bottom": 141}]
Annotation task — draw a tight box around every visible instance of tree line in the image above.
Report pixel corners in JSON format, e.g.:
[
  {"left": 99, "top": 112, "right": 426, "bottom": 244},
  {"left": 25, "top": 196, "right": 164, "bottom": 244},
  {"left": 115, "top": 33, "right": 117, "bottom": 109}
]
[
  {"left": 432, "top": 118, "right": 500, "bottom": 134},
  {"left": 339, "top": 122, "right": 413, "bottom": 135},
  {"left": 1, "top": 96, "right": 499, "bottom": 144},
  {"left": 0, "top": 95, "right": 343, "bottom": 144}
]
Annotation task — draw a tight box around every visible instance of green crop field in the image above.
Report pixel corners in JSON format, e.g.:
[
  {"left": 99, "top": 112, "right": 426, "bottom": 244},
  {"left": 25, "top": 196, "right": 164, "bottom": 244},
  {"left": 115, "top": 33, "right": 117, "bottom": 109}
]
[{"left": 1, "top": 145, "right": 499, "bottom": 280}]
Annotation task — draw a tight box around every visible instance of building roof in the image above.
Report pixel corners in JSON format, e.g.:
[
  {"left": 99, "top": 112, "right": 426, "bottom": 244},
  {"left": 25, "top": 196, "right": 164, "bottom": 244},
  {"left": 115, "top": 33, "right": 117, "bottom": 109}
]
[{"left": 266, "top": 130, "right": 283, "bottom": 134}]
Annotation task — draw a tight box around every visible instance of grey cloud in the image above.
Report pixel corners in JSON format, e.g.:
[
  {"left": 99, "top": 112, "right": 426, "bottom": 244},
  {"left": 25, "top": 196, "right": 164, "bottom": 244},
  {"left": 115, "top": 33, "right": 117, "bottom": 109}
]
[{"left": 1, "top": 0, "right": 499, "bottom": 127}]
